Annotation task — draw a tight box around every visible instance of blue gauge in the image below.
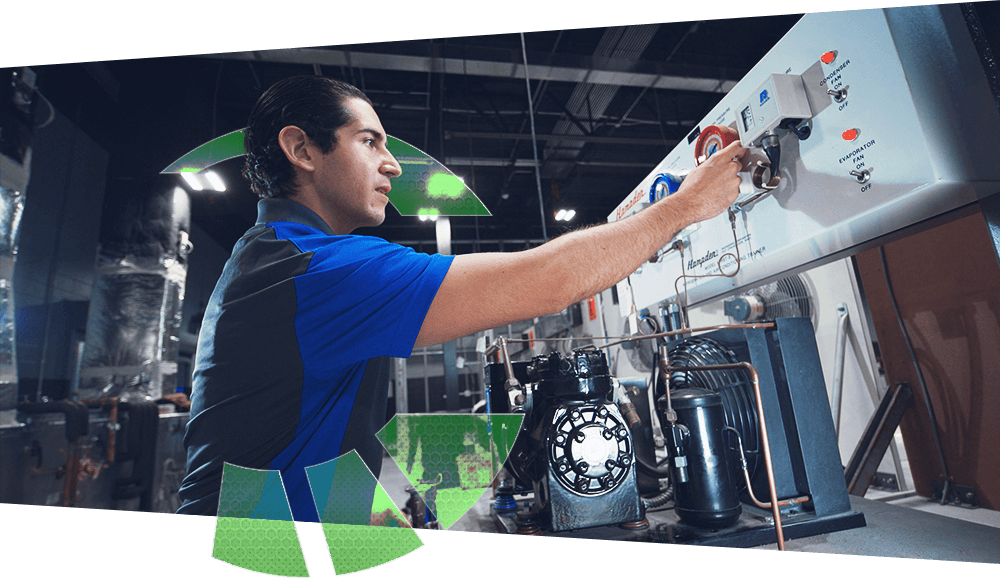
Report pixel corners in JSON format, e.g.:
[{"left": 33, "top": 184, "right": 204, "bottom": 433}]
[{"left": 650, "top": 172, "right": 684, "bottom": 203}]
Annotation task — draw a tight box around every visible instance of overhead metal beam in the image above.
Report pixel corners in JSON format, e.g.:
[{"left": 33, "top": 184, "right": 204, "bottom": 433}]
[
  {"left": 540, "top": 25, "right": 660, "bottom": 180},
  {"left": 198, "top": 48, "right": 739, "bottom": 94},
  {"left": 442, "top": 156, "right": 656, "bottom": 169},
  {"left": 445, "top": 130, "right": 677, "bottom": 147}
]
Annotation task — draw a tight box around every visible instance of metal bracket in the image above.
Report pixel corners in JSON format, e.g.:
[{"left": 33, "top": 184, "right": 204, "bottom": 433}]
[
  {"left": 930, "top": 481, "right": 980, "bottom": 508},
  {"left": 845, "top": 382, "right": 912, "bottom": 496},
  {"left": 870, "top": 472, "right": 900, "bottom": 492}
]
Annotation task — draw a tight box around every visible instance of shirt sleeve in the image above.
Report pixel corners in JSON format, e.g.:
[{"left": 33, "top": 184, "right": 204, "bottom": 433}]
[{"left": 271, "top": 223, "right": 454, "bottom": 373}]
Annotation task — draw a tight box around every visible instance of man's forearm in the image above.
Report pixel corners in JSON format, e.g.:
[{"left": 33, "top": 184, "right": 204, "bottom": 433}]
[
  {"left": 414, "top": 141, "right": 744, "bottom": 347},
  {"left": 507, "top": 142, "right": 746, "bottom": 315},
  {"left": 527, "top": 191, "right": 705, "bottom": 310}
]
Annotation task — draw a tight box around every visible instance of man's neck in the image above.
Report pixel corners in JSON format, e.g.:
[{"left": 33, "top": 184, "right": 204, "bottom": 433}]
[{"left": 287, "top": 191, "right": 351, "bottom": 235}]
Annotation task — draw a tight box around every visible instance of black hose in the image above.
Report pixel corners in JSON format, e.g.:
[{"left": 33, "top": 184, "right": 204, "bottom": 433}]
[
  {"left": 878, "top": 246, "right": 951, "bottom": 490},
  {"left": 634, "top": 453, "right": 672, "bottom": 479},
  {"left": 642, "top": 482, "right": 675, "bottom": 509}
]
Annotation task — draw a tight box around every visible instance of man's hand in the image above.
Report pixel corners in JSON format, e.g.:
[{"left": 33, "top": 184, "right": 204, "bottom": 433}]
[
  {"left": 414, "top": 139, "right": 746, "bottom": 348},
  {"left": 159, "top": 392, "right": 191, "bottom": 411},
  {"left": 670, "top": 140, "right": 746, "bottom": 223}
]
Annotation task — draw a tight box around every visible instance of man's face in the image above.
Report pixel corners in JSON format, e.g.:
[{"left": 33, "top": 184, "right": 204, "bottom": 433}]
[{"left": 312, "top": 98, "right": 401, "bottom": 234}]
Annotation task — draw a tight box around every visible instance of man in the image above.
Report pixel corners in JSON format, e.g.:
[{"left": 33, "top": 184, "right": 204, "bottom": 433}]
[{"left": 178, "top": 76, "right": 744, "bottom": 522}]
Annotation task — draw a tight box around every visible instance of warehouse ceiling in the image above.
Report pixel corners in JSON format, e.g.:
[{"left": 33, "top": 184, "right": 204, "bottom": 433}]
[{"left": 31, "top": 14, "right": 803, "bottom": 255}]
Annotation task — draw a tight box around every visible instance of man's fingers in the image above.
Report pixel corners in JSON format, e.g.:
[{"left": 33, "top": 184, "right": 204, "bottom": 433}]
[{"left": 718, "top": 139, "right": 746, "bottom": 163}]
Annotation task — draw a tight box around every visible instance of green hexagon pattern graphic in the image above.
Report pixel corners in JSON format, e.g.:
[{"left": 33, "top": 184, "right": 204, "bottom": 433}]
[{"left": 376, "top": 414, "right": 523, "bottom": 529}]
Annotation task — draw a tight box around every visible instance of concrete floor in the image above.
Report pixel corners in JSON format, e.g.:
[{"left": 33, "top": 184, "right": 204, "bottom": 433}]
[
  {"left": 865, "top": 488, "right": 1000, "bottom": 529},
  {"left": 757, "top": 494, "right": 1000, "bottom": 563}
]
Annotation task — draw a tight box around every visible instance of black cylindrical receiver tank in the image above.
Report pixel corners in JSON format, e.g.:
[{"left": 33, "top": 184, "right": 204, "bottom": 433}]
[{"left": 660, "top": 387, "right": 741, "bottom": 528}]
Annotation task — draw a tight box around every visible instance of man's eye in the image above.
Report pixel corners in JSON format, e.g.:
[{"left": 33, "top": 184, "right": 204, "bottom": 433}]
[{"left": 364, "top": 138, "right": 376, "bottom": 147}]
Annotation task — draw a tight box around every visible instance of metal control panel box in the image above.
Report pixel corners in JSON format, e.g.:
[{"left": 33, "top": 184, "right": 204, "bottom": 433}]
[
  {"left": 736, "top": 74, "right": 813, "bottom": 146},
  {"left": 608, "top": 5, "right": 1000, "bottom": 314}
]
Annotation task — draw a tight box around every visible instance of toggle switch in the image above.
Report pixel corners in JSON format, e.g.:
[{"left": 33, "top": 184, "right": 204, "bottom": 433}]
[
  {"left": 850, "top": 168, "right": 871, "bottom": 184},
  {"left": 827, "top": 86, "right": 849, "bottom": 103}
]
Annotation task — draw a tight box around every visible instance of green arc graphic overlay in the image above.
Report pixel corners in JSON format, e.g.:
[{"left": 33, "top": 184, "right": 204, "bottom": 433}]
[
  {"left": 376, "top": 414, "right": 523, "bottom": 529},
  {"left": 161, "top": 130, "right": 490, "bottom": 216},
  {"left": 305, "top": 451, "right": 422, "bottom": 575},
  {"left": 161, "top": 129, "right": 246, "bottom": 174},
  {"left": 384, "top": 138, "right": 490, "bottom": 216},
  {"left": 213, "top": 463, "right": 308, "bottom": 577}
]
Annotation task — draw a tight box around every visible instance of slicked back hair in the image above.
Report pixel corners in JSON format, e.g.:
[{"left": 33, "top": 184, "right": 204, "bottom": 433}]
[{"left": 242, "top": 76, "right": 372, "bottom": 199}]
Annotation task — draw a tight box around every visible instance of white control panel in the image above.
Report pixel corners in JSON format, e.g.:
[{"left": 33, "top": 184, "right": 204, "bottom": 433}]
[{"left": 608, "top": 5, "right": 1000, "bottom": 315}]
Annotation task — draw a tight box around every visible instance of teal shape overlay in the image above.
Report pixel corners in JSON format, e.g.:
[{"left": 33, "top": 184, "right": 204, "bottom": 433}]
[
  {"left": 305, "top": 451, "right": 422, "bottom": 575},
  {"left": 217, "top": 462, "right": 294, "bottom": 521},
  {"left": 213, "top": 463, "right": 307, "bottom": 577},
  {"left": 305, "top": 450, "right": 376, "bottom": 526},
  {"left": 375, "top": 414, "right": 523, "bottom": 529},
  {"left": 160, "top": 130, "right": 491, "bottom": 217}
]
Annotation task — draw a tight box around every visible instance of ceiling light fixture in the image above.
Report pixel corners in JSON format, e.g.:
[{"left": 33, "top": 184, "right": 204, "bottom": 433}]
[
  {"left": 180, "top": 172, "right": 203, "bottom": 191},
  {"left": 179, "top": 170, "right": 227, "bottom": 192},
  {"left": 555, "top": 209, "right": 576, "bottom": 222},
  {"left": 204, "top": 171, "right": 226, "bottom": 192}
]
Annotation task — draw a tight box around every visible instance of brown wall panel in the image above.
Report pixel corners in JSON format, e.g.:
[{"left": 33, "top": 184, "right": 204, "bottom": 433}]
[{"left": 855, "top": 211, "right": 1000, "bottom": 510}]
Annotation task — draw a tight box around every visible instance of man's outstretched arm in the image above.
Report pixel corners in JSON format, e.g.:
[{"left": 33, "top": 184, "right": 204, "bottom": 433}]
[{"left": 414, "top": 141, "right": 746, "bottom": 348}]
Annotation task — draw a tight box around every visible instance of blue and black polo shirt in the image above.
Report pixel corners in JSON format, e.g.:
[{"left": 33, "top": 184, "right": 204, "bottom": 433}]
[{"left": 178, "top": 198, "right": 453, "bottom": 522}]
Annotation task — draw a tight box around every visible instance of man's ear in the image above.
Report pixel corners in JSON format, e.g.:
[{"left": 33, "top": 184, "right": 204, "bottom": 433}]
[{"left": 277, "top": 126, "right": 316, "bottom": 172}]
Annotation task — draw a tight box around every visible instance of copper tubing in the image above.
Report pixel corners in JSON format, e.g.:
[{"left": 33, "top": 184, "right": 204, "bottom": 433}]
[
  {"left": 600, "top": 323, "right": 776, "bottom": 351},
  {"left": 105, "top": 399, "right": 118, "bottom": 465},
  {"left": 79, "top": 398, "right": 118, "bottom": 465},
  {"left": 726, "top": 425, "right": 810, "bottom": 510},
  {"left": 665, "top": 361, "right": 785, "bottom": 551},
  {"left": 60, "top": 445, "right": 83, "bottom": 507},
  {"left": 616, "top": 380, "right": 644, "bottom": 427},
  {"left": 737, "top": 190, "right": 775, "bottom": 210},
  {"left": 657, "top": 345, "right": 676, "bottom": 422},
  {"left": 485, "top": 323, "right": 777, "bottom": 351},
  {"left": 740, "top": 464, "right": 810, "bottom": 510}
]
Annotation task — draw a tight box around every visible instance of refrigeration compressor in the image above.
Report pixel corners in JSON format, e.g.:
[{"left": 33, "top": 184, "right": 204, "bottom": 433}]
[
  {"left": 485, "top": 349, "right": 644, "bottom": 532},
  {"left": 485, "top": 318, "right": 864, "bottom": 547}
]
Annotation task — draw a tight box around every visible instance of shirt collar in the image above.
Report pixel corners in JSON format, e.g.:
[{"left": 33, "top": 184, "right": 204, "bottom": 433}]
[{"left": 255, "top": 198, "right": 335, "bottom": 236}]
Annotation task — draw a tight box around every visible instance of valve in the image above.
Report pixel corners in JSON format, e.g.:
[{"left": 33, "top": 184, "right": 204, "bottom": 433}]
[{"left": 668, "top": 423, "right": 690, "bottom": 484}]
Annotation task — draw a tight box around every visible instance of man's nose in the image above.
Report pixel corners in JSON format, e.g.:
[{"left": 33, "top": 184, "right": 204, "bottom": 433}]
[{"left": 381, "top": 152, "right": 402, "bottom": 178}]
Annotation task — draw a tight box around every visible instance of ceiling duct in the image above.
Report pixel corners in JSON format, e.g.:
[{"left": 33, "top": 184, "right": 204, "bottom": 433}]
[{"left": 541, "top": 25, "right": 660, "bottom": 180}]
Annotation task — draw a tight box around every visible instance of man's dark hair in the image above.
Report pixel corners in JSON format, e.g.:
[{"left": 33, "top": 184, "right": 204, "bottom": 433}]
[{"left": 242, "top": 76, "right": 372, "bottom": 199}]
